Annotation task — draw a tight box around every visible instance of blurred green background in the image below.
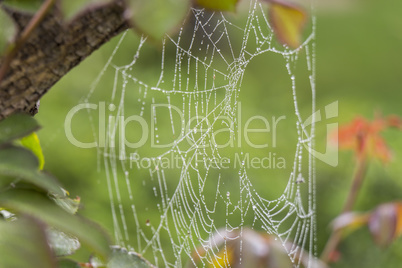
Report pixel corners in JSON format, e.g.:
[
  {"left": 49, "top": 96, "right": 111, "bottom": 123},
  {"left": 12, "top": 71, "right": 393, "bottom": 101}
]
[{"left": 5, "top": 0, "right": 399, "bottom": 266}]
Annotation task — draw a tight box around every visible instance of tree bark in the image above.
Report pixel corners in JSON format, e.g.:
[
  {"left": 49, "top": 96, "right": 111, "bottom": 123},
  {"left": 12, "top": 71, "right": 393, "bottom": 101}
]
[{"left": 0, "top": 0, "right": 130, "bottom": 120}]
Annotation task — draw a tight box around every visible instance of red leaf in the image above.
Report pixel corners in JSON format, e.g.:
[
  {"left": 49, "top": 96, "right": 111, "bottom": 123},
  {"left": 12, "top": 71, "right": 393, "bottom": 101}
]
[
  {"left": 333, "top": 115, "right": 401, "bottom": 163},
  {"left": 387, "top": 115, "right": 402, "bottom": 130}
]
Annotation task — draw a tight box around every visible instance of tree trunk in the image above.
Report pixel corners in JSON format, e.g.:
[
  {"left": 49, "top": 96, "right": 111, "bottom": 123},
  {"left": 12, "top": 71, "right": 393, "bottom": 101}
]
[{"left": 0, "top": 0, "right": 130, "bottom": 120}]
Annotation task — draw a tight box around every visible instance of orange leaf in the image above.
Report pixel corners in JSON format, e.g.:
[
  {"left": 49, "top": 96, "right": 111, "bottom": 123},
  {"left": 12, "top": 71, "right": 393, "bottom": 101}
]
[
  {"left": 372, "top": 135, "right": 392, "bottom": 163},
  {"left": 387, "top": 115, "right": 402, "bottom": 130},
  {"left": 395, "top": 203, "right": 402, "bottom": 237},
  {"left": 269, "top": 1, "right": 307, "bottom": 48},
  {"left": 333, "top": 115, "right": 399, "bottom": 163}
]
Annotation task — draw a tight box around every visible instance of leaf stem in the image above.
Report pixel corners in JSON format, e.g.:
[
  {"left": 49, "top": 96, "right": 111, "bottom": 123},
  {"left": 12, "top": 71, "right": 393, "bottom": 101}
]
[
  {"left": 0, "top": 0, "right": 56, "bottom": 83},
  {"left": 320, "top": 157, "right": 368, "bottom": 263}
]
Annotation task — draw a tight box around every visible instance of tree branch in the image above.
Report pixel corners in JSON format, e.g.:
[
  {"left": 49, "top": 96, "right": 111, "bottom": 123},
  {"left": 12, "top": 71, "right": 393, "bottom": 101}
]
[
  {"left": 0, "top": 0, "right": 56, "bottom": 83},
  {"left": 0, "top": 0, "right": 130, "bottom": 119}
]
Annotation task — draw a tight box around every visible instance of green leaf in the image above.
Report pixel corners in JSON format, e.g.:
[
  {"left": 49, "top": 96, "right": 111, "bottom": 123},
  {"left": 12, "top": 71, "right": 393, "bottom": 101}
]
[
  {"left": 268, "top": 0, "right": 307, "bottom": 49},
  {"left": 0, "top": 189, "right": 111, "bottom": 260},
  {"left": 2, "top": 0, "right": 43, "bottom": 12},
  {"left": 0, "top": 216, "right": 56, "bottom": 268},
  {"left": 0, "top": 146, "right": 39, "bottom": 169},
  {"left": 0, "top": 9, "right": 16, "bottom": 54},
  {"left": 90, "top": 246, "right": 154, "bottom": 268},
  {"left": 20, "top": 132, "right": 45, "bottom": 170},
  {"left": 53, "top": 195, "right": 81, "bottom": 214},
  {"left": 128, "top": 0, "right": 190, "bottom": 41},
  {"left": 0, "top": 146, "right": 64, "bottom": 196},
  {"left": 47, "top": 228, "right": 81, "bottom": 257},
  {"left": 196, "top": 0, "right": 239, "bottom": 12},
  {"left": 58, "top": 259, "right": 82, "bottom": 268},
  {"left": 61, "top": 0, "right": 108, "bottom": 19},
  {"left": 0, "top": 113, "right": 40, "bottom": 145},
  {"left": 107, "top": 247, "right": 154, "bottom": 268}
]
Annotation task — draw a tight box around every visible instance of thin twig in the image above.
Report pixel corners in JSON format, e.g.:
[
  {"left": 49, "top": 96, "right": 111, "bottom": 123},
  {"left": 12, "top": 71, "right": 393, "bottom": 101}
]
[
  {"left": 320, "top": 157, "right": 368, "bottom": 263},
  {"left": 0, "top": 0, "right": 56, "bottom": 83}
]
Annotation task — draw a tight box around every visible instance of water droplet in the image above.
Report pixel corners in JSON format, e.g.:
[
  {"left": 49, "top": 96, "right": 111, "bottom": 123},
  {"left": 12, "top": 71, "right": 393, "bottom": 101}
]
[{"left": 296, "top": 174, "right": 305, "bottom": 184}]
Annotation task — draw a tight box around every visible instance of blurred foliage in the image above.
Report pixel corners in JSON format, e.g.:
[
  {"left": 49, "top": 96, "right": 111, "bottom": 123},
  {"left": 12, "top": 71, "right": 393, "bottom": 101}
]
[
  {"left": 0, "top": 113, "right": 40, "bottom": 144},
  {"left": 128, "top": 0, "right": 190, "bottom": 41},
  {"left": 2, "top": 0, "right": 43, "bottom": 12},
  {"left": 333, "top": 202, "right": 402, "bottom": 248},
  {"left": 61, "top": 0, "right": 109, "bottom": 19},
  {"left": 0, "top": 114, "right": 111, "bottom": 267},
  {"left": 189, "top": 228, "right": 328, "bottom": 268},
  {"left": 0, "top": 215, "right": 57, "bottom": 268},
  {"left": 335, "top": 115, "right": 402, "bottom": 163},
  {"left": 97, "top": 246, "right": 155, "bottom": 268},
  {"left": 196, "top": 0, "right": 239, "bottom": 12},
  {"left": 0, "top": 7, "right": 14, "bottom": 53},
  {"left": 0, "top": 114, "right": 161, "bottom": 267},
  {"left": 268, "top": 0, "right": 307, "bottom": 48}
]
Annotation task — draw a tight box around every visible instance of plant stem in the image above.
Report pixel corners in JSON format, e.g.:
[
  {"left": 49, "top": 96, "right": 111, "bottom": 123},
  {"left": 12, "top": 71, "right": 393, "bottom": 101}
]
[
  {"left": 0, "top": 0, "right": 56, "bottom": 83},
  {"left": 320, "top": 157, "right": 368, "bottom": 263}
]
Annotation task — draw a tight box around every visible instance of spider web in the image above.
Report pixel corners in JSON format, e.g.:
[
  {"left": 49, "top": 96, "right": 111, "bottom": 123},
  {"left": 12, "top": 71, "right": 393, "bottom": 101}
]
[{"left": 83, "top": 0, "right": 317, "bottom": 266}]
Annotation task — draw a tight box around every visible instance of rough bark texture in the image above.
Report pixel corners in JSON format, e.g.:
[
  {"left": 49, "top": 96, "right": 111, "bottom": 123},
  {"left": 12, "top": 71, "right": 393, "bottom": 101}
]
[{"left": 0, "top": 0, "right": 130, "bottom": 119}]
